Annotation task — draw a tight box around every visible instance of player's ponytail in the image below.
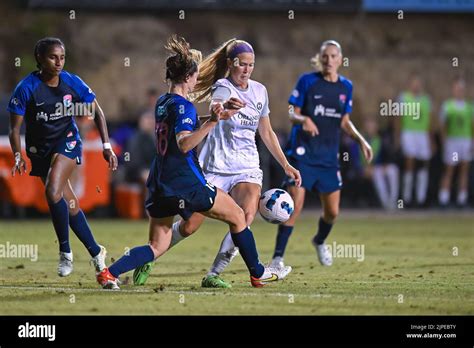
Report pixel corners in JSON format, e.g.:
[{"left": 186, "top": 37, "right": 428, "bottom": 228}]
[
  {"left": 34, "top": 37, "right": 65, "bottom": 70},
  {"left": 192, "top": 38, "right": 252, "bottom": 103},
  {"left": 311, "top": 39, "right": 342, "bottom": 71},
  {"left": 164, "top": 35, "right": 202, "bottom": 84}
]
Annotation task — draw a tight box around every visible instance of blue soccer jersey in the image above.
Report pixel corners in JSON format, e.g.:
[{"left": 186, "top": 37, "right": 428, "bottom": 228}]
[
  {"left": 146, "top": 93, "right": 207, "bottom": 197},
  {"left": 7, "top": 70, "right": 96, "bottom": 158},
  {"left": 285, "top": 71, "right": 353, "bottom": 168}
]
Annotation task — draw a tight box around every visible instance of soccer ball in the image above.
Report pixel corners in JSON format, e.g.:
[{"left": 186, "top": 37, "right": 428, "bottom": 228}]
[{"left": 259, "top": 188, "right": 294, "bottom": 224}]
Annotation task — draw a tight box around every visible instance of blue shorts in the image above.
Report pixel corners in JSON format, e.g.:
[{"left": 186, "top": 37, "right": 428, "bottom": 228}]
[
  {"left": 145, "top": 182, "right": 217, "bottom": 220},
  {"left": 27, "top": 133, "right": 82, "bottom": 178},
  {"left": 283, "top": 159, "right": 342, "bottom": 194}
]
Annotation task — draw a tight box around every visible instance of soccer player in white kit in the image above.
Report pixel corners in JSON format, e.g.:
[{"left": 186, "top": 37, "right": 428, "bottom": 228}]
[{"left": 133, "top": 39, "right": 301, "bottom": 288}]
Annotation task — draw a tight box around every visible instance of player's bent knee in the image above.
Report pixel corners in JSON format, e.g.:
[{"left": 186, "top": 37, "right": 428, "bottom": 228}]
[
  {"left": 45, "top": 184, "right": 63, "bottom": 204},
  {"left": 228, "top": 206, "right": 246, "bottom": 231},
  {"left": 324, "top": 208, "right": 339, "bottom": 222}
]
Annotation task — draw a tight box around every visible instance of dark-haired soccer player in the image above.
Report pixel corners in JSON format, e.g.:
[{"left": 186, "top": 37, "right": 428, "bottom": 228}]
[
  {"left": 8, "top": 37, "right": 117, "bottom": 277},
  {"left": 269, "top": 40, "right": 373, "bottom": 269},
  {"left": 96, "top": 35, "right": 290, "bottom": 289}
]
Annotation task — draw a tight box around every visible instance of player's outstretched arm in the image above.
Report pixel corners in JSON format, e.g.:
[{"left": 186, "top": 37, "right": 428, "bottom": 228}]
[
  {"left": 8, "top": 113, "right": 27, "bottom": 176},
  {"left": 258, "top": 116, "right": 301, "bottom": 187},
  {"left": 177, "top": 103, "right": 222, "bottom": 153},
  {"left": 91, "top": 99, "right": 118, "bottom": 171},
  {"left": 341, "top": 114, "right": 373, "bottom": 163}
]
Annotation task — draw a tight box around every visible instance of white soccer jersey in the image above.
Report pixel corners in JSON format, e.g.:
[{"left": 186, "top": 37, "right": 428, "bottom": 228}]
[{"left": 199, "top": 78, "right": 270, "bottom": 174}]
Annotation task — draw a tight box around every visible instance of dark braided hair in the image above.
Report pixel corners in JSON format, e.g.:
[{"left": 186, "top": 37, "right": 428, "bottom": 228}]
[
  {"left": 164, "top": 35, "right": 201, "bottom": 84},
  {"left": 34, "top": 37, "right": 65, "bottom": 70}
]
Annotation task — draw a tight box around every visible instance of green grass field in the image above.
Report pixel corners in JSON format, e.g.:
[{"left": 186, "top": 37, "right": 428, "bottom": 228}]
[{"left": 1, "top": 212, "right": 473, "bottom": 315}]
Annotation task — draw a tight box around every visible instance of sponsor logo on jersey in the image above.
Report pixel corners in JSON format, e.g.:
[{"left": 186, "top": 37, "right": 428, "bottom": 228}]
[
  {"left": 36, "top": 112, "right": 48, "bottom": 122},
  {"left": 67, "top": 131, "right": 73, "bottom": 137},
  {"left": 29, "top": 146, "right": 37, "bottom": 154},
  {"left": 314, "top": 95, "right": 322, "bottom": 99},
  {"left": 63, "top": 94, "right": 72, "bottom": 108},
  {"left": 314, "top": 104, "right": 325, "bottom": 116},
  {"left": 313, "top": 104, "right": 342, "bottom": 118}
]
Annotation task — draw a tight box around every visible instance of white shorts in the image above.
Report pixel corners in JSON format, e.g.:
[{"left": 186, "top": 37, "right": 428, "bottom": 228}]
[
  {"left": 204, "top": 169, "right": 263, "bottom": 193},
  {"left": 443, "top": 138, "right": 472, "bottom": 165},
  {"left": 401, "top": 130, "right": 431, "bottom": 160}
]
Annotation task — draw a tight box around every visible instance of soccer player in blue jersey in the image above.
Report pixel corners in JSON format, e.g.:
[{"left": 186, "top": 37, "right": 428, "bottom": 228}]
[
  {"left": 96, "top": 35, "right": 290, "bottom": 289},
  {"left": 269, "top": 40, "right": 373, "bottom": 269},
  {"left": 8, "top": 37, "right": 117, "bottom": 277}
]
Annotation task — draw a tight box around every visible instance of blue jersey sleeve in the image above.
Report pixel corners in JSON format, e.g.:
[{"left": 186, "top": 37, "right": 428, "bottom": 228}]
[
  {"left": 174, "top": 100, "right": 197, "bottom": 134},
  {"left": 61, "top": 71, "right": 96, "bottom": 103},
  {"left": 343, "top": 79, "right": 353, "bottom": 115},
  {"left": 288, "top": 74, "right": 308, "bottom": 108},
  {"left": 7, "top": 82, "right": 32, "bottom": 116}
]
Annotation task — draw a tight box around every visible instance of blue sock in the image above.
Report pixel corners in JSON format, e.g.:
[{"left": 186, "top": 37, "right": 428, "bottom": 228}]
[
  {"left": 69, "top": 210, "right": 101, "bottom": 257},
  {"left": 230, "top": 227, "right": 265, "bottom": 278},
  {"left": 313, "top": 217, "right": 333, "bottom": 245},
  {"left": 273, "top": 225, "right": 294, "bottom": 258},
  {"left": 109, "top": 245, "right": 154, "bottom": 278},
  {"left": 48, "top": 198, "right": 70, "bottom": 253}
]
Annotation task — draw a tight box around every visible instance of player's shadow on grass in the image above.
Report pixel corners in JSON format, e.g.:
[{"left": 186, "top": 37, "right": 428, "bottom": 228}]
[{"left": 150, "top": 265, "right": 301, "bottom": 278}]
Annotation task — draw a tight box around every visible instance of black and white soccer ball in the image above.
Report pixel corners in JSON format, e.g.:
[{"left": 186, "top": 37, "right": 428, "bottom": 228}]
[{"left": 259, "top": 188, "right": 294, "bottom": 224}]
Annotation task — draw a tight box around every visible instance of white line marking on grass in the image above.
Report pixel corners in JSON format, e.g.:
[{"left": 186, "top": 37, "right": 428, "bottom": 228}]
[{"left": 1, "top": 285, "right": 472, "bottom": 302}]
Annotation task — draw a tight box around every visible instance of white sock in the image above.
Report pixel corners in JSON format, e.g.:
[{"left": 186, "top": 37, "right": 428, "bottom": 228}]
[
  {"left": 457, "top": 190, "right": 468, "bottom": 205},
  {"left": 416, "top": 168, "right": 429, "bottom": 204},
  {"left": 438, "top": 189, "right": 450, "bottom": 205},
  {"left": 373, "top": 167, "right": 389, "bottom": 209},
  {"left": 403, "top": 171, "right": 414, "bottom": 204},
  {"left": 386, "top": 164, "right": 400, "bottom": 208},
  {"left": 207, "top": 232, "right": 238, "bottom": 277},
  {"left": 168, "top": 221, "right": 186, "bottom": 249}
]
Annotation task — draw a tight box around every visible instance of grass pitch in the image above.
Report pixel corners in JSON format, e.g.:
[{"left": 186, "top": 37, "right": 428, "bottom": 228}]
[{"left": 0, "top": 212, "right": 473, "bottom": 315}]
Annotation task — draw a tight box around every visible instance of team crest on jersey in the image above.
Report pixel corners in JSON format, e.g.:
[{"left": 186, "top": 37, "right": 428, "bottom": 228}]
[
  {"left": 63, "top": 94, "right": 72, "bottom": 108},
  {"left": 256, "top": 102, "right": 263, "bottom": 111},
  {"left": 339, "top": 94, "right": 346, "bottom": 103},
  {"left": 66, "top": 140, "right": 77, "bottom": 150}
]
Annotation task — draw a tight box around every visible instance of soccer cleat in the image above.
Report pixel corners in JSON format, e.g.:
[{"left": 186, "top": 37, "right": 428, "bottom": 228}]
[
  {"left": 312, "top": 240, "right": 333, "bottom": 266},
  {"left": 269, "top": 256, "right": 287, "bottom": 269},
  {"left": 96, "top": 268, "right": 120, "bottom": 290},
  {"left": 90, "top": 245, "right": 107, "bottom": 272},
  {"left": 201, "top": 275, "right": 232, "bottom": 289},
  {"left": 133, "top": 262, "right": 154, "bottom": 286},
  {"left": 58, "top": 251, "right": 73, "bottom": 277},
  {"left": 250, "top": 265, "right": 292, "bottom": 288}
]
